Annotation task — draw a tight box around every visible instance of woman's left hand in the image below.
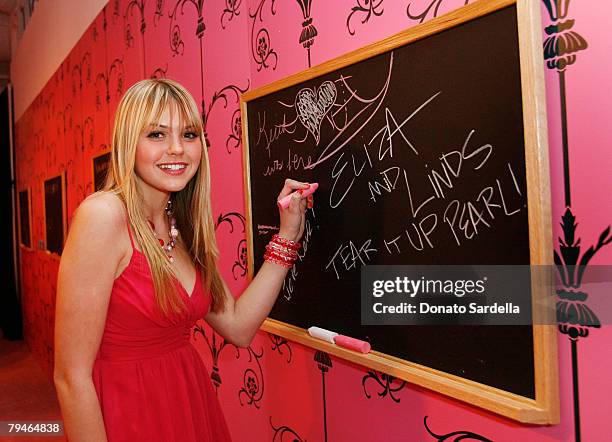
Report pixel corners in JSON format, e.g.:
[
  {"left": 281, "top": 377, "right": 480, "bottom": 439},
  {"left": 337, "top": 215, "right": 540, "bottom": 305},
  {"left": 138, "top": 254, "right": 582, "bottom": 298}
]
[{"left": 276, "top": 179, "right": 313, "bottom": 242}]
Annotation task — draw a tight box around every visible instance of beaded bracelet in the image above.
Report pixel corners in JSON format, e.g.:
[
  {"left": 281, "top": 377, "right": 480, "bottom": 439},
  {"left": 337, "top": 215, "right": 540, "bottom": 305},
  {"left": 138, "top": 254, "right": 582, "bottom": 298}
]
[
  {"left": 264, "top": 248, "right": 297, "bottom": 263},
  {"left": 265, "top": 242, "right": 298, "bottom": 257},
  {"left": 264, "top": 233, "right": 302, "bottom": 268},
  {"left": 271, "top": 234, "right": 301, "bottom": 251},
  {"left": 264, "top": 250, "right": 294, "bottom": 264},
  {"left": 263, "top": 254, "right": 294, "bottom": 268}
]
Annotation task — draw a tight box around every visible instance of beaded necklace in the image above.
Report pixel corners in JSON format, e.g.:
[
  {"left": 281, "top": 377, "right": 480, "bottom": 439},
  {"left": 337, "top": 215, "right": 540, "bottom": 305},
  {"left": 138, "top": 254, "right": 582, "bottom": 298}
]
[{"left": 147, "top": 199, "right": 179, "bottom": 263}]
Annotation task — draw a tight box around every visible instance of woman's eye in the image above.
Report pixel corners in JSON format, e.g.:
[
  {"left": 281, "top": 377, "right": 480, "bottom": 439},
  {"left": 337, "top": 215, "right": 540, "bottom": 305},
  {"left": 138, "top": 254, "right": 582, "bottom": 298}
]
[
  {"left": 147, "top": 131, "right": 164, "bottom": 139},
  {"left": 184, "top": 132, "right": 198, "bottom": 139}
]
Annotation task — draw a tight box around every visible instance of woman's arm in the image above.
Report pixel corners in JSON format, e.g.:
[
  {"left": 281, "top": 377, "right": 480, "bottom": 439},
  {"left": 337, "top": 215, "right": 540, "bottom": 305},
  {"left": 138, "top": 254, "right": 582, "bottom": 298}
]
[
  {"left": 205, "top": 179, "right": 310, "bottom": 347},
  {"left": 54, "top": 193, "right": 128, "bottom": 442}
]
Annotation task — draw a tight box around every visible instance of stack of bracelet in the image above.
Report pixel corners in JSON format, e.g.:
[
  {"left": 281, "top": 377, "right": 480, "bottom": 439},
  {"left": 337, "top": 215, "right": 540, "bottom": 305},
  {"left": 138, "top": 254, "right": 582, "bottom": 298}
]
[{"left": 264, "top": 234, "right": 302, "bottom": 268}]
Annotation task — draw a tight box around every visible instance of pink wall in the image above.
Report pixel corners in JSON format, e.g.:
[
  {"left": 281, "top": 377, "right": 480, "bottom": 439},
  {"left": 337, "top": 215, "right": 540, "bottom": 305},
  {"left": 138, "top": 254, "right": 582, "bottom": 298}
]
[{"left": 13, "top": 0, "right": 611, "bottom": 440}]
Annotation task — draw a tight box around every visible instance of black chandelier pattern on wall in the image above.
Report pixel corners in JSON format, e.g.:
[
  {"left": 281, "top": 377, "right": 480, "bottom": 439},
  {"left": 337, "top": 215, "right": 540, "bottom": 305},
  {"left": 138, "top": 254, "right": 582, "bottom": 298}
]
[
  {"left": 202, "top": 82, "right": 250, "bottom": 152},
  {"left": 169, "top": 0, "right": 205, "bottom": 58},
  {"left": 102, "top": 6, "right": 109, "bottom": 35},
  {"left": 296, "top": 0, "right": 317, "bottom": 68},
  {"left": 406, "top": 0, "right": 469, "bottom": 24},
  {"left": 249, "top": 0, "right": 278, "bottom": 71},
  {"left": 193, "top": 324, "right": 239, "bottom": 393},
  {"left": 60, "top": 104, "right": 74, "bottom": 143},
  {"left": 270, "top": 417, "right": 306, "bottom": 442},
  {"left": 33, "top": 129, "right": 44, "bottom": 165},
  {"left": 41, "top": 92, "right": 57, "bottom": 126},
  {"left": 168, "top": 20, "right": 184, "bottom": 56},
  {"left": 542, "top": 1, "right": 611, "bottom": 441},
  {"left": 45, "top": 140, "right": 60, "bottom": 173},
  {"left": 95, "top": 59, "right": 125, "bottom": 110},
  {"left": 362, "top": 370, "right": 406, "bottom": 403},
  {"left": 71, "top": 52, "right": 92, "bottom": 97},
  {"left": 237, "top": 332, "right": 295, "bottom": 409},
  {"left": 555, "top": 210, "right": 607, "bottom": 340},
  {"left": 154, "top": 0, "right": 165, "bottom": 26},
  {"left": 238, "top": 345, "right": 265, "bottom": 408},
  {"left": 226, "top": 109, "right": 243, "bottom": 153},
  {"left": 215, "top": 212, "right": 247, "bottom": 280},
  {"left": 346, "top": 0, "right": 384, "bottom": 36},
  {"left": 542, "top": 0, "right": 587, "bottom": 207},
  {"left": 221, "top": 0, "right": 242, "bottom": 29},
  {"left": 315, "top": 351, "right": 332, "bottom": 442},
  {"left": 192, "top": 325, "right": 277, "bottom": 411},
  {"left": 150, "top": 64, "right": 169, "bottom": 79},
  {"left": 424, "top": 416, "right": 491, "bottom": 442},
  {"left": 124, "top": 0, "right": 148, "bottom": 74},
  {"left": 74, "top": 116, "right": 95, "bottom": 154},
  {"left": 269, "top": 333, "right": 292, "bottom": 363},
  {"left": 60, "top": 103, "right": 86, "bottom": 211},
  {"left": 92, "top": 21, "right": 100, "bottom": 43},
  {"left": 112, "top": 0, "right": 121, "bottom": 22}
]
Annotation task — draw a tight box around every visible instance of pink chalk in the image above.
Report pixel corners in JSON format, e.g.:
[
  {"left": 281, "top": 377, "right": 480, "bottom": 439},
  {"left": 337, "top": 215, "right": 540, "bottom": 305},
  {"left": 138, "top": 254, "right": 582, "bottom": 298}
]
[
  {"left": 277, "top": 182, "right": 319, "bottom": 209},
  {"left": 334, "top": 335, "right": 371, "bottom": 354}
]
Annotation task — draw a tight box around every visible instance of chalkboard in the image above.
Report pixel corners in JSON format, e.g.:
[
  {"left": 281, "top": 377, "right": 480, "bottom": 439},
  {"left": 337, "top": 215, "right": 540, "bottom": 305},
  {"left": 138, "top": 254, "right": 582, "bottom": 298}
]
[
  {"left": 44, "top": 173, "right": 66, "bottom": 255},
  {"left": 242, "top": 0, "right": 557, "bottom": 424},
  {"left": 92, "top": 151, "right": 111, "bottom": 192},
  {"left": 18, "top": 189, "right": 31, "bottom": 248}
]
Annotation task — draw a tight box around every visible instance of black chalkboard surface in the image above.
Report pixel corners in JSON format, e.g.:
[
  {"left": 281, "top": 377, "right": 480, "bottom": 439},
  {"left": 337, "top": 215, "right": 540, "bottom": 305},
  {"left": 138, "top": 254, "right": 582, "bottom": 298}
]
[
  {"left": 44, "top": 174, "right": 66, "bottom": 255},
  {"left": 242, "top": 0, "right": 557, "bottom": 424}
]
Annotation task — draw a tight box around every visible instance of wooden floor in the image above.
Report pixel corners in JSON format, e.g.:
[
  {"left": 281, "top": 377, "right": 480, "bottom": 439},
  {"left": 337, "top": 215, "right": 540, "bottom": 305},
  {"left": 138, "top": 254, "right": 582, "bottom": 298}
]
[{"left": 0, "top": 333, "right": 64, "bottom": 441}]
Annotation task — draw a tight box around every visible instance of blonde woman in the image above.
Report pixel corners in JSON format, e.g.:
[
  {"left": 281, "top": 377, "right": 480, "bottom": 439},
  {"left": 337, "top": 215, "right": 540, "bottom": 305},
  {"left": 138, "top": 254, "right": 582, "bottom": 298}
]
[{"left": 53, "top": 79, "right": 312, "bottom": 442}]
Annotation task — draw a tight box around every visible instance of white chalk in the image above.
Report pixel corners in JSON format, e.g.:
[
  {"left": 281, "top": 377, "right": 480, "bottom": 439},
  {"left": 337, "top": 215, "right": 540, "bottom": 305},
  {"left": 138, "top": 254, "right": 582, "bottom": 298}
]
[{"left": 307, "top": 326, "right": 338, "bottom": 344}]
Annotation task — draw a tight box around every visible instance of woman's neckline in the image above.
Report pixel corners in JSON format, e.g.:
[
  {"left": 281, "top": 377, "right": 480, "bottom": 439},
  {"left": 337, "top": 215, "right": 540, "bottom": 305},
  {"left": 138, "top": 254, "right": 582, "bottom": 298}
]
[{"left": 128, "top": 248, "right": 199, "bottom": 299}]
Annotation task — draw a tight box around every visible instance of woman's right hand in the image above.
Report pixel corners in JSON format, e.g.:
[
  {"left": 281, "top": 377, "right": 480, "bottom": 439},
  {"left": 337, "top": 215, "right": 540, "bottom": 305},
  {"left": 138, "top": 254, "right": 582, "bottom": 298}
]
[{"left": 276, "top": 178, "right": 312, "bottom": 242}]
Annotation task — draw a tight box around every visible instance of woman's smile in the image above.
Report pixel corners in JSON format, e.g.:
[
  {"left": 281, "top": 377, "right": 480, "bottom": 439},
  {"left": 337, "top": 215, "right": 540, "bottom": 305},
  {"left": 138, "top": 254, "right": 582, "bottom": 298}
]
[{"left": 157, "top": 162, "right": 188, "bottom": 175}]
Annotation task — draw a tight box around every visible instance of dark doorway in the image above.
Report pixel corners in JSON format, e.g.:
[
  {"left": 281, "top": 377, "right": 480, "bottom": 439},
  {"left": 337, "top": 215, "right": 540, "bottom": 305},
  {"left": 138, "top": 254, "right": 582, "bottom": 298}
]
[{"left": 1, "top": 85, "right": 23, "bottom": 340}]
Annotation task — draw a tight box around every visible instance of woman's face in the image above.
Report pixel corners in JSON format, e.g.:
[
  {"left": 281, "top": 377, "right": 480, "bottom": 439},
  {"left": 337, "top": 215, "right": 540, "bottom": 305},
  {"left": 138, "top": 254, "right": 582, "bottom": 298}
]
[{"left": 134, "top": 104, "right": 202, "bottom": 197}]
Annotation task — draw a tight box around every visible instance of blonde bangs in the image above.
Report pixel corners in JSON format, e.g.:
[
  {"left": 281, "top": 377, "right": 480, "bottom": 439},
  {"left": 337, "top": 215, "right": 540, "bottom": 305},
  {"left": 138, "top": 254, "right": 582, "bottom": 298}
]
[{"left": 143, "top": 84, "right": 203, "bottom": 136}]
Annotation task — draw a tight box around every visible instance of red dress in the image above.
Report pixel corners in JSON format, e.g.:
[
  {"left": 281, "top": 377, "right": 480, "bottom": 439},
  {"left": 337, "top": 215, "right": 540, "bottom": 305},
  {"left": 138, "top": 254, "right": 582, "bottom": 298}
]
[{"left": 92, "top": 222, "right": 232, "bottom": 442}]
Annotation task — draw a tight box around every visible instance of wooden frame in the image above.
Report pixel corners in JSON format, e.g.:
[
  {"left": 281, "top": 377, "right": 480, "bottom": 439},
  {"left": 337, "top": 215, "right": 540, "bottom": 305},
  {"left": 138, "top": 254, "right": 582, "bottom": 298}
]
[
  {"left": 18, "top": 188, "right": 32, "bottom": 250},
  {"left": 241, "top": 0, "right": 557, "bottom": 424},
  {"left": 92, "top": 149, "right": 112, "bottom": 192},
  {"left": 43, "top": 172, "right": 67, "bottom": 257}
]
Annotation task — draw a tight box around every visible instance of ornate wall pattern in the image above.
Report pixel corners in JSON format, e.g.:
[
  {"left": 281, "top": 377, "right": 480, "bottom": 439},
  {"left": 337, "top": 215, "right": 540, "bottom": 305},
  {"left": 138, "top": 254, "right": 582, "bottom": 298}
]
[{"left": 13, "top": 0, "right": 611, "bottom": 440}]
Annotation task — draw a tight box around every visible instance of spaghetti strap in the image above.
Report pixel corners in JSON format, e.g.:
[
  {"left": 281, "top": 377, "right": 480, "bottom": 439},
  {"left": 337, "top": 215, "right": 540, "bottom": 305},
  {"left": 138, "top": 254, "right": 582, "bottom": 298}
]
[{"left": 125, "top": 216, "right": 136, "bottom": 250}]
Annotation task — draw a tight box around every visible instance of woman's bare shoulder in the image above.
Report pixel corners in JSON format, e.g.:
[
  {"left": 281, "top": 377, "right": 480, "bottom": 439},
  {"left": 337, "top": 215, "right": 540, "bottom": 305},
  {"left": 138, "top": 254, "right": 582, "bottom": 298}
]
[
  {"left": 75, "top": 191, "right": 125, "bottom": 225},
  {"left": 68, "top": 192, "right": 128, "bottom": 247}
]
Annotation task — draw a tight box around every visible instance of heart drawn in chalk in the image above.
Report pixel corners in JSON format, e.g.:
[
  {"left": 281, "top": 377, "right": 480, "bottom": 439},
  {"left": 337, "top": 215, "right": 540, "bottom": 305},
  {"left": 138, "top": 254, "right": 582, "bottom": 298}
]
[{"left": 295, "top": 80, "right": 337, "bottom": 145}]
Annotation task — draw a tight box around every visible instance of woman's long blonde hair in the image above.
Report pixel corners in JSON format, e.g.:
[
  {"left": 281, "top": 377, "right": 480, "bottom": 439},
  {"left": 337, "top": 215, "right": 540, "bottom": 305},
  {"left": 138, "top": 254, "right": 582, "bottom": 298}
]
[{"left": 104, "top": 78, "right": 226, "bottom": 316}]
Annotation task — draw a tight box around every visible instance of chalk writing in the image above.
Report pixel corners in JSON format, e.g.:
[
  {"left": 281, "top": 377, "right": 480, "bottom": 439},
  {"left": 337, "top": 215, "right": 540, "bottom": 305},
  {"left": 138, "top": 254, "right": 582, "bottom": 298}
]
[
  {"left": 295, "top": 81, "right": 338, "bottom": 144},
  {"left": 282, "top": 207, "right": 317, "bottom": 301},
  {"left": 248, "top": 49, "right": 527, "bottom": 294},
  {"left": 325, "top": 238, "right": 378, "bottom": 280},
  {"left": 258, "top": 224, "right": 279, "bottom": 235}
]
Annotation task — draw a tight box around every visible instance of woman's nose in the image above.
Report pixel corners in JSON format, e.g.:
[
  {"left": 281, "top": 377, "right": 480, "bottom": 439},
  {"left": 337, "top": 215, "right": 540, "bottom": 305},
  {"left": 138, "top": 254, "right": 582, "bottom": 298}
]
[{"left": 167, "top": 135, "right": 184, "bottom": 155}]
